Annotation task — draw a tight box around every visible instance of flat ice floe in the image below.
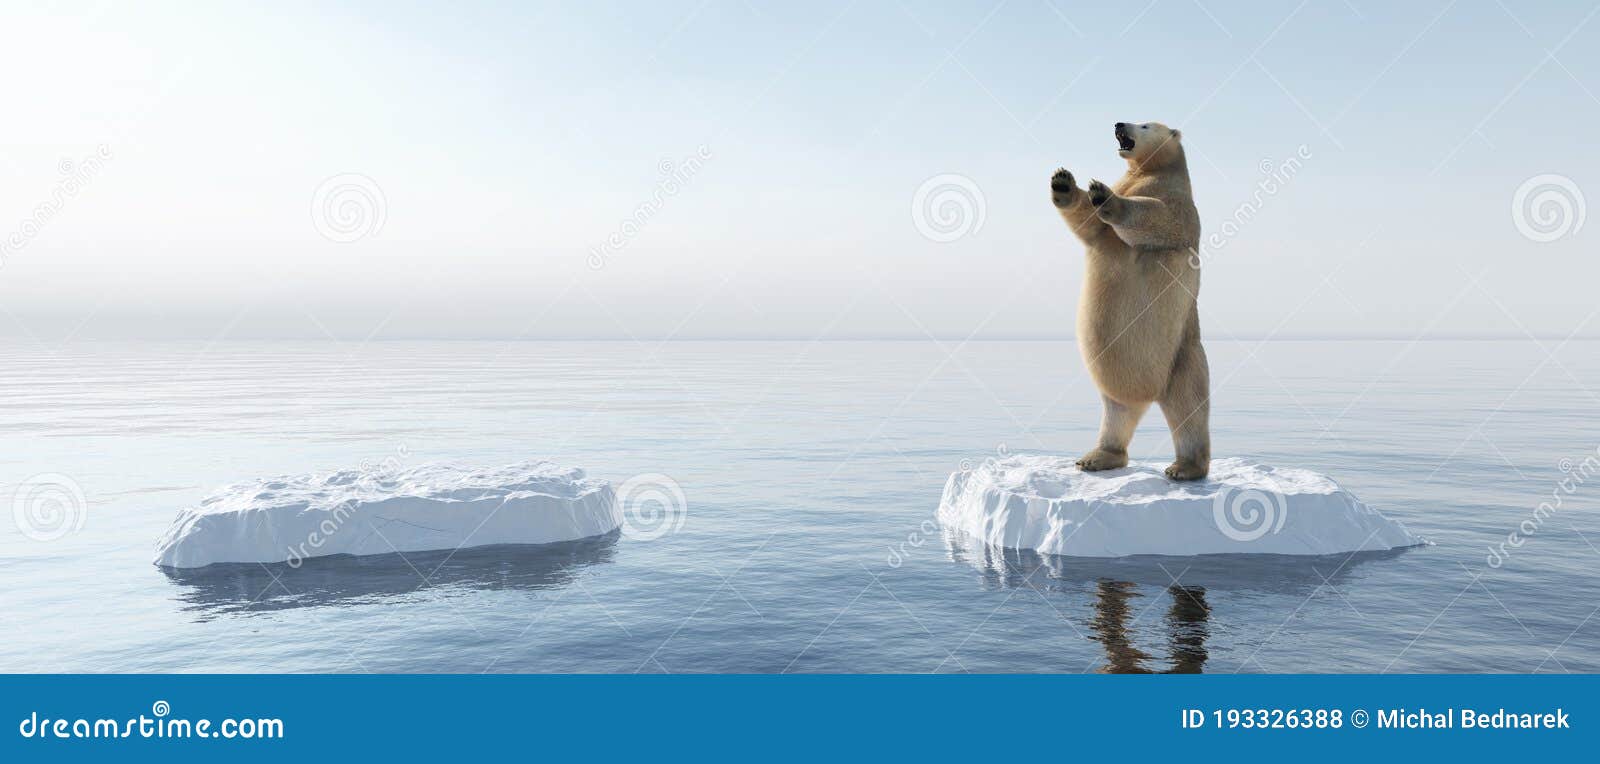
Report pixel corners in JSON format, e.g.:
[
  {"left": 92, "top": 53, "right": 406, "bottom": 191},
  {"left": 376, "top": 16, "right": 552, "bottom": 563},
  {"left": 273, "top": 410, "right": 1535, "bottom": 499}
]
[
  {"left": 154, "top": 460, "right": 620, "bottom": 568},
  {"left": 938, "top": 455, "right": 1424, "bottom": 557}
]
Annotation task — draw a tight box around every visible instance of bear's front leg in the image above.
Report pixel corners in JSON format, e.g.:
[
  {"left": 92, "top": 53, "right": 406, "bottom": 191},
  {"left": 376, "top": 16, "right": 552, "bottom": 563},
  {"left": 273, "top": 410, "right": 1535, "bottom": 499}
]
[{"left": 1089, "top": 182, "right": 1187, "bottom": 249}]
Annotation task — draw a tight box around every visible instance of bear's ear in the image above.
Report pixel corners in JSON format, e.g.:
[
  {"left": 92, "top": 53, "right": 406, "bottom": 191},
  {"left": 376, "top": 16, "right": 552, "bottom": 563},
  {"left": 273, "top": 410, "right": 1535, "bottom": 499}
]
[{"left": 1171, "top": 128, "right": 1182, "bottom": 140}]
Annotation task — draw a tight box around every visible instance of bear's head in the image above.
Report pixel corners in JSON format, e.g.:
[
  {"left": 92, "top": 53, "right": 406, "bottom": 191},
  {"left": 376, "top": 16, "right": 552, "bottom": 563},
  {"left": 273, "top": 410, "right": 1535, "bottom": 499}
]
[{"left": 1114, "top": 121, "right": 1183, "bottom": 168}]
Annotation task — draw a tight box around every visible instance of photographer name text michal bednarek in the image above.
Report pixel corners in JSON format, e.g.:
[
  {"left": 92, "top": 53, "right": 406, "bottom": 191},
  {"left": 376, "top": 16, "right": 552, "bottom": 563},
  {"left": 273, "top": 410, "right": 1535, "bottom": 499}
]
[{"left": 1377, "top": 708, "right": 1570, "bottom": 730}]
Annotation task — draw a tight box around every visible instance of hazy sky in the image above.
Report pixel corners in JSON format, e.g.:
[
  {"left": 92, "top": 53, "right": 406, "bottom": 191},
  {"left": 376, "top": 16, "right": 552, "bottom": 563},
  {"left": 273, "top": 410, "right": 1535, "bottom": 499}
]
[{"left": 1, "top": 0, "right": 1596, "bottom": 341}]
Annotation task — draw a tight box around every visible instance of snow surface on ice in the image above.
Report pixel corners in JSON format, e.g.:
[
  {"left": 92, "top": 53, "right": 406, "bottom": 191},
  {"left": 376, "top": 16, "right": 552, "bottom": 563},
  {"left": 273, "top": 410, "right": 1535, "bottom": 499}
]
[
  {"left": 938, "top": 455, "right": 1424, "bottom": 557},
  {"left": 154, "top": 460, "right": 619, "bottom": 568}
]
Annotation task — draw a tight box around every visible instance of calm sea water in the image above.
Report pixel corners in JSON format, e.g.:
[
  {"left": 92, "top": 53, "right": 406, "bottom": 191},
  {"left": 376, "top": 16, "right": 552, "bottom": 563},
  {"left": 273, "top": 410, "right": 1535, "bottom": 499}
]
[{"left": 2, "top": 339, "right": 1597, "bottom": 673}]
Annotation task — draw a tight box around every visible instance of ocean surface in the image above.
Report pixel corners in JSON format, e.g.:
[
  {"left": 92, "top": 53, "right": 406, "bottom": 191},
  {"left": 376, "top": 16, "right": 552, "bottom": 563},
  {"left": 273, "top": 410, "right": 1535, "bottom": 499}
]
[{"left": 2, "top": 339, "right": 1597, "bottom": 673}]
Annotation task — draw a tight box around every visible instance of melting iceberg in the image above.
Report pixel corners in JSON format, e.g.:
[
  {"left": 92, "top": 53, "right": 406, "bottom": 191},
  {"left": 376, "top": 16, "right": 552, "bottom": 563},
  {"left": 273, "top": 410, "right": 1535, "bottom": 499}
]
[
  {"left": 938, "top": 455, "right": 1423, "bottom": 557},
  {"left": 154, "top": 460, "right": 620, "bottom": 569}
]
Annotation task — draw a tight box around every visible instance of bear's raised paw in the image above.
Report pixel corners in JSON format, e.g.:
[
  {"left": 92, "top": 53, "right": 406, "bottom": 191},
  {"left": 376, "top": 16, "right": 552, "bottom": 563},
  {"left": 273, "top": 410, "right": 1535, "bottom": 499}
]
[
  {"left": 1087, "top": 180, "right": 1112, "bottom": 207},
  {"left": 1051, "top": 168, "right": 1075, "bottom": 192}
]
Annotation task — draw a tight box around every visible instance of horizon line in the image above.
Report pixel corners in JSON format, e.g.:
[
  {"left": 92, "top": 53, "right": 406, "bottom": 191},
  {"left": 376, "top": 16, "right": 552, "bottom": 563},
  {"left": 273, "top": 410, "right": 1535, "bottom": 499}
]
[{"left": 3, "top": 334, "right": 1598, "bottom": 343}]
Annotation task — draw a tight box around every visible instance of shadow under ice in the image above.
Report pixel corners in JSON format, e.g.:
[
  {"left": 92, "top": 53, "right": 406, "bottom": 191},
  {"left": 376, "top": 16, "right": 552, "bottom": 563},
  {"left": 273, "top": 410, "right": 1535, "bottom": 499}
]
[{"left": 160, "top": 532, "right": 619, "bottom": 620}]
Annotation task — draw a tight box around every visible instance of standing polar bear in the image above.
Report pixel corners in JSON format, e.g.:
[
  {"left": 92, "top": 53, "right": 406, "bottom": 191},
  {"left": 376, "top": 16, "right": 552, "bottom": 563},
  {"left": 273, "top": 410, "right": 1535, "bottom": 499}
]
[{"left": 1050, "top": 121, "right": 1210, "bottom": 480}]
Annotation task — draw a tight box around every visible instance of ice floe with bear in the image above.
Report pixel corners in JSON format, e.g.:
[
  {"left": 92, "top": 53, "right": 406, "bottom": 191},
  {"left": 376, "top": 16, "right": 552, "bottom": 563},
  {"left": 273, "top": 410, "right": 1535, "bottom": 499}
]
[{"left": 938, "top": 455, "right": 1423, "bottom": 557}]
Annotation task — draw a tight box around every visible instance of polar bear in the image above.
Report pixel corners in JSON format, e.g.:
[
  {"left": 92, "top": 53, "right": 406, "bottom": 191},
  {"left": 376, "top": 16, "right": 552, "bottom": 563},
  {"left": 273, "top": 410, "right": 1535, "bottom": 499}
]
[{"left": 1050, "top": 121, "right": 1210, "bottom": 480}]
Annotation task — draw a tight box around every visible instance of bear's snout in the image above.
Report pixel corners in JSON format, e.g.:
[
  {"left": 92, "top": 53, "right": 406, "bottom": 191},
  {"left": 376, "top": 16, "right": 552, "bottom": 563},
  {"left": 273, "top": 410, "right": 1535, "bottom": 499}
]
[{"left": 1114, "top": 123, "right": 1136, "bottom": 152}]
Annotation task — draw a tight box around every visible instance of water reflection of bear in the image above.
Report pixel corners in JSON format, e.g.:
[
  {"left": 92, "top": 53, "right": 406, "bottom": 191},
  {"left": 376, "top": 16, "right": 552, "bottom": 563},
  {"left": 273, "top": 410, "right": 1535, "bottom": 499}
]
[
  {"left": 160, "top": 532, "right": 619, "bottom": 620},
  {"left": 944, "top": 532, "right": 1407, "bottom": 673}
]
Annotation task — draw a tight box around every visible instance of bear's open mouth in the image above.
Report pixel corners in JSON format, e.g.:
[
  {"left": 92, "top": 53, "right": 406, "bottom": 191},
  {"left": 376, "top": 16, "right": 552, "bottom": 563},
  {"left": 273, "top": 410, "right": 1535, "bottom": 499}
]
[{"left": 1115, "top": 125, "right": 1136, "bottom": 152}]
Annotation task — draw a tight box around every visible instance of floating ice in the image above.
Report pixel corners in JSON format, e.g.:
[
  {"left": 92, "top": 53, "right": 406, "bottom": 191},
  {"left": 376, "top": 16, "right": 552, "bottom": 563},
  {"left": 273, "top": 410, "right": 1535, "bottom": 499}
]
[
  {"left": 938, "top": 456, "right": 1424, "bottom": 557},
  {"left": 154, "top": 460, "right": 620, "bottom": 569}
]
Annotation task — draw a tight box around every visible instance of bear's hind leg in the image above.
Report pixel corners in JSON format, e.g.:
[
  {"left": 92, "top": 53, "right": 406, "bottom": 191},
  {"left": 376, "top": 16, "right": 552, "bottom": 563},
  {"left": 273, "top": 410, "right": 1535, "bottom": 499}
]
[
  {"left": 1078, "top": 396, "right": 1148, "bottom": 471},
  {"left": 1158, "top": 335, "right": 1211, "bottom": 481}
]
